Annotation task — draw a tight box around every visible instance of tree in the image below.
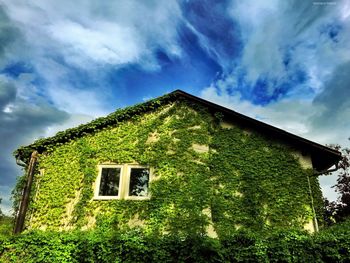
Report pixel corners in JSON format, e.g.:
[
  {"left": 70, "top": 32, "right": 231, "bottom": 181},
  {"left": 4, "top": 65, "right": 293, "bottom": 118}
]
[{"left": 325, "top": 141, "right": 350, "bottom": 223}]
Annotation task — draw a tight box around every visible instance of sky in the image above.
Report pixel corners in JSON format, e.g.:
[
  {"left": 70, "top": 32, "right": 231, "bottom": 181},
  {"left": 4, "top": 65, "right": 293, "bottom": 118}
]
[{"left": 0, "top": 0, "right": 349, "bottom": 215}]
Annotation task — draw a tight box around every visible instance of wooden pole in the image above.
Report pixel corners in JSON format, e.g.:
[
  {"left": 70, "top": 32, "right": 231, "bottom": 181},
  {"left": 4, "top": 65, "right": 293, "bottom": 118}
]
[{"left": 14, "top": 151, "right": 38, "bottom": 234}]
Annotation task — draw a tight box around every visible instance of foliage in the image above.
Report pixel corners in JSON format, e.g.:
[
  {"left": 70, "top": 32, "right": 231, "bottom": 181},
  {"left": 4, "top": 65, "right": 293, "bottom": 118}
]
[
  {"left": 314, "top": 219, "right": 350, "bottom": 262},
  {"left": 13, "top": 100, "right": 322, "bottom": 235},
  {"left": 1, "top": 226, "right": 350, "bottom": 262},
  {"left": 325, "top": 142, "right": 350, "bottom": 223},
  {"left": 14, "top": 91, "right": 181, "bottom": 163},
  {"left": 209, "top": 127, "right": 319, "bottom": 235}
]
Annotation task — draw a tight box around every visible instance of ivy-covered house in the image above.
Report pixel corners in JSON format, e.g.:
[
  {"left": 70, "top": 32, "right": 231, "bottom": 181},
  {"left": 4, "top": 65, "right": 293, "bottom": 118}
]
[{"left": 13, "top": 90, "right": 341, "bottom": 237}]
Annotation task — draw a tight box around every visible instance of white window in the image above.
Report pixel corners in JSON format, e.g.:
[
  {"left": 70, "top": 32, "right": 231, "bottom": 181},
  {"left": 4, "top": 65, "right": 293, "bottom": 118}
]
[
  {"left": 94, "top": 164, "right": 151, "bottom": 200},
  {"left": 94, "top": 165, "right": 123, "bottom": 200},
  {"left": 125, "top": 165, "right": 150, "bottom": 200}
]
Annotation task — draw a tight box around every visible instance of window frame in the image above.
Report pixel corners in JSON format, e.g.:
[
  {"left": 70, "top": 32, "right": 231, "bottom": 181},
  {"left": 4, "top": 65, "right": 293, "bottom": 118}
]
[
  {"left": 94, "top": 164, "right": 151, "bottom": 200},
  {"left": 94, "top": 164, "right": 124, "bottom": 200},
  {"left": 125, "top": 164, "right": 151, "bottom": 200}
]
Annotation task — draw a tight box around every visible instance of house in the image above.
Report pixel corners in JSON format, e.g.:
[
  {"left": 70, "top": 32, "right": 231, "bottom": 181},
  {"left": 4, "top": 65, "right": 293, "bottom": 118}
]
[{"left": 13, "top": 90, "right": 341, "bottom": 236}]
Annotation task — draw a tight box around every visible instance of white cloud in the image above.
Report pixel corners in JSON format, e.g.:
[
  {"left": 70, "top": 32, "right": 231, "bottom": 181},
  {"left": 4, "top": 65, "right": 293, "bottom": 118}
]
[
  {"left": 229, "top": 0, "right": 285, "bottom": 82},
  {"left": 0, "top": 0, "right": 184, "bottom": 119},
  {"left": 226, "top": 0, "right": 350, "bottom": 96},
  {"left": 47, "top": 87, "right": 109, "bottom": 117},
  {"left": 201, "top": 85, "right": 316, "bottom": 138},
  {"left": 47, "top": 20, "right": 143, "bottom": 66},
  {"left": 340, "top": 0, "right": 350, "bottom": 19},
  {"left": 2, "top": 0, "right": 182, "bottom": 70}
]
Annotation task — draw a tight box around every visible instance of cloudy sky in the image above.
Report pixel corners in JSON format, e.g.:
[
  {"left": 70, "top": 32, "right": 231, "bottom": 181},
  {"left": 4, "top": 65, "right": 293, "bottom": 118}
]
[{"left": 0, "top": 0, "right": 349, "bottom": 215}]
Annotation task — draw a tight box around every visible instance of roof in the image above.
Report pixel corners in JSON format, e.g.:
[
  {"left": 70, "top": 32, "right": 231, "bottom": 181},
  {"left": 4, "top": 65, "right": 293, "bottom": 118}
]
[{"left": 15, "top": 90, "right": 341, "bottom": 171}]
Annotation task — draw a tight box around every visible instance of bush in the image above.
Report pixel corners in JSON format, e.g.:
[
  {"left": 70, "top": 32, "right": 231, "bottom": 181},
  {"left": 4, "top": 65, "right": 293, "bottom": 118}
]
[
  {"left": 314, "top": 220, "right": 350, "bottom": 262},
  {"left": 0, "top": 217, "right": 13, "bottom": 239},
  {"left": 221, "top": 230, "right": 268, "bottom": 262},
  {"left": 1, "top": 225, "right": 350, "bottom": 262},
  {"left": 266, "top": 229, "right": 318, "bottom": 263},
  {"left": 1, "top": 231, "right": 79, "bottom": 263}
]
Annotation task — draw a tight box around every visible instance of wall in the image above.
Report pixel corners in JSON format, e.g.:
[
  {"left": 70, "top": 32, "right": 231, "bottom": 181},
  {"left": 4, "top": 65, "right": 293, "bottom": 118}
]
[{"left": 25, "top": 100, "right": 323, "bottom": 237}]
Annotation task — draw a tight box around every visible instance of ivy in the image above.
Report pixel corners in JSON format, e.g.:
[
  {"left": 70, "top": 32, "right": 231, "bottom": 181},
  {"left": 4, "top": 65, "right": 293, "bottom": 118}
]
[
  {"left": 71, "top": 139, "right": 98, "bottom": 227},
  {"left": 15, "top": 99, "right": 323, "bottom": 236}
]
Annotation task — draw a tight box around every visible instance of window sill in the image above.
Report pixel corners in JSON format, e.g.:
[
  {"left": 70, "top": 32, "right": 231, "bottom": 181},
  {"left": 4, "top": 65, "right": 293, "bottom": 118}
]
[
  {"left": 93, "top": 196, "right": 120, "bottom": 200},
  {"left": 93, "top": 196, "right": 150, "bottom": 201}
]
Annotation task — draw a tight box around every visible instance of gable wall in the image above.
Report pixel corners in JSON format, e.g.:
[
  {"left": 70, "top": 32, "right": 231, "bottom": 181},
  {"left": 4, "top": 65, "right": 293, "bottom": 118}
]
[{"left": 26, "top": 100, "right": 323, "bottom": 236}]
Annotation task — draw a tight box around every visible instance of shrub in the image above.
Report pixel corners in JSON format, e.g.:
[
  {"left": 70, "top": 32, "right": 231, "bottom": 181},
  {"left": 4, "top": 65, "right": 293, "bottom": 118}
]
[{"left": 1, "top": 225, "right": 350, "bottom": 262}]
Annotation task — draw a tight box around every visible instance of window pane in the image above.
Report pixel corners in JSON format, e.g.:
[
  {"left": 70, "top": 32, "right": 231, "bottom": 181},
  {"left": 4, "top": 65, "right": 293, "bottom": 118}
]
[
  {"left": 129, "top": 168, "right": 149, "bottom": 197},
  {"left": 99, "top": 168, "right": 121, "bottom": 196}
]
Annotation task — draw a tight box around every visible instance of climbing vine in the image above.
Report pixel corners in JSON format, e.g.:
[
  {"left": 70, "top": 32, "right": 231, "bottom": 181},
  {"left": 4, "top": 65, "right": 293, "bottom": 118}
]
[{"left": 15, "top": 99, "right": 322, "bottom": 236}]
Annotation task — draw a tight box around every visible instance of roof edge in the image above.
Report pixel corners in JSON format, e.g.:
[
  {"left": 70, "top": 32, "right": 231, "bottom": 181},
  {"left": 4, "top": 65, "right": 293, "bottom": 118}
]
[
  {"left": 176, "top": 90, "right": 341, "bottom": 157},
  {"left": 15, "top": 89, "right": 341, "bottom": 168}
]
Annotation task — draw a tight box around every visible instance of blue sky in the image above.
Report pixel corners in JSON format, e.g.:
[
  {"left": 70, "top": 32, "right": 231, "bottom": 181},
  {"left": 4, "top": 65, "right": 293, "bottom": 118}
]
[{"left": 0, "top": 0, "right": 350, "bottom": 214}]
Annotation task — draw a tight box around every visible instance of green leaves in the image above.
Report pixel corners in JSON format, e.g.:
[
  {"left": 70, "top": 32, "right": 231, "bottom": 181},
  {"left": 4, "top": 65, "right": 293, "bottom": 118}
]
[
  {"left": 2, "top": 225, "right": 350, "bottom": 262},
  {"left": 17, "top": 100, "right": 323, "bottom": 239}
]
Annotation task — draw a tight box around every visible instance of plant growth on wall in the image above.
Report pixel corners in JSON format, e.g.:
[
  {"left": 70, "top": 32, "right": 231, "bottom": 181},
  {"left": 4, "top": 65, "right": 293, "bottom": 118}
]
[{"left": 14, "top": 99, "right": 323, "bottom": 236}]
